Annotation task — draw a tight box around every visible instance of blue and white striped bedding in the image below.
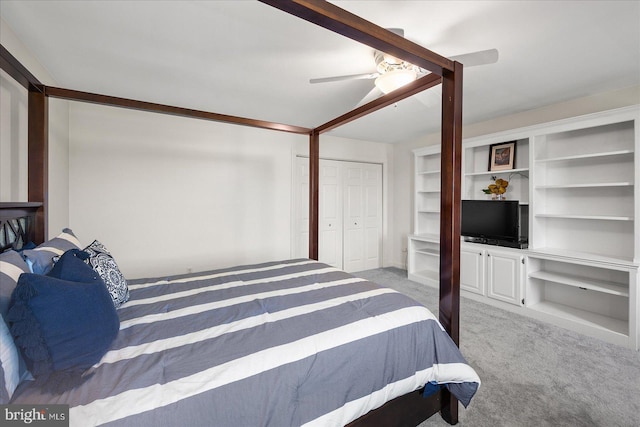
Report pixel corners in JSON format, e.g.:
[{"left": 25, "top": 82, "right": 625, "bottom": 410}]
[{"left": 10, "top": 259, "right": 480, "bottom": 426}]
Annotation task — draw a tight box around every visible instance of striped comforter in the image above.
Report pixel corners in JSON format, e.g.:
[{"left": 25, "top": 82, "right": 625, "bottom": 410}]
[{"left": 11, "top": 259, "right": 480, "bottom": 426}]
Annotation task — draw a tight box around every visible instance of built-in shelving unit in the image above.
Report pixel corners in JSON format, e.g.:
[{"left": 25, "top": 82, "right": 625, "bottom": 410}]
[
  {"left": 407, "top": 235, "right": 440, "bottom": 287},
  {"left": 413, "top": 145, "right": 441, "bottom": 238},
  {"left": 531, "top": 116, "right": 636, "bottom": 262},
  {"left": 408, "top": 105, "right": 640, "bottom": 350},
  {"left": 526, "top": 254, "right": 634, "bottom": 345}
]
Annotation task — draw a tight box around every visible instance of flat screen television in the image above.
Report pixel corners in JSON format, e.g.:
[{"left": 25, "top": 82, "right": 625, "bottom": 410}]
[{"left": 461, "top": 200, "right": 528, "bottom": 248}]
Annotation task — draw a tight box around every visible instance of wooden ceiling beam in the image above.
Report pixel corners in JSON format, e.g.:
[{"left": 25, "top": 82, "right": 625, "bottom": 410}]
[
  {"left": 0, "top": 44, "right": 44, "bottom": 92},
  {"left": 258, "top": 0, "right": 454, "bottom": 76},
  {"left": 315, "top": 73, "right": 441, "bottom": 134},
  {"left": 44, "top": 86, "right": 312, "bottom": 135}
]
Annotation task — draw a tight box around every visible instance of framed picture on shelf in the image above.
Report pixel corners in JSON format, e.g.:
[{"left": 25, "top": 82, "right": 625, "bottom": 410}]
[{"left": 488, "top": 141, "right": 516, "bottom": 171}]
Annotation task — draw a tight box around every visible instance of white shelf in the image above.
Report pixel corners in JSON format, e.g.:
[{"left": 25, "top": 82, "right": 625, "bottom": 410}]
[
  {"left": 529, "top": 248, "right": 636, "bottom": 267},
  {"left": 410, "top": 233, "right": 440, "bottom": 242},
  {"left": 464, "top": 167, "right": 529, "bottom": 177},
  {"left": 417, "top": 210, "right": 440, "bottom": 214},
  {"left": 528, "top": 301, "right": 628, "bottom": 336},
  {"left": 528, "top": 270, "right": 628, "bottom": 297},
  {"left": 535, "top": 182, "right": 633, "bottom": 189},
  {"left": 415, "top": 247, "right": 439, "bottom": 257},
  {"left": 535, "top": 213, "right": 633, "bottom": 221},
  {"left": 417, "top": 190, "right": 440, "bottom": 194},
  {"left": 418, "top": 170, "right": 440, "bottom": 175},
  {"left": 535, "top": 149, "right": 634, "bottom": 163}
]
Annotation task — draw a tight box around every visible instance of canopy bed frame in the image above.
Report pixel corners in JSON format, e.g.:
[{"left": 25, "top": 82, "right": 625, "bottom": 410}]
[{"left": 0, "top": 1, "right": 463, "bottom": 425}]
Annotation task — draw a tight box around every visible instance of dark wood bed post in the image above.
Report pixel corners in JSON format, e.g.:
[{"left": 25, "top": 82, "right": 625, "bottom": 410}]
[
  {"left": 0, "top": 44, "right": 48, "bottom": 244},
  {"left": 309, "top": 130, "right": 320, "bottom": 260},
  {"left": 439, "top": 61, "right": 463, "bottom": 424},
  {"left": 28, "top": 89, "right": 48, "bottom": 244}
]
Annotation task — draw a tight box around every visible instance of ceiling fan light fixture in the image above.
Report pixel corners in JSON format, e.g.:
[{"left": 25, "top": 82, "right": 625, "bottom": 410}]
[{"left": 374, "top": 69, "right": 417, "bottom": 94}]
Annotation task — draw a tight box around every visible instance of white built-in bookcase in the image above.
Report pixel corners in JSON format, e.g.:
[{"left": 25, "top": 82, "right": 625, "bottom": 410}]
[{"left": 408, "top": 105, "right": 640, "bottom": 350}]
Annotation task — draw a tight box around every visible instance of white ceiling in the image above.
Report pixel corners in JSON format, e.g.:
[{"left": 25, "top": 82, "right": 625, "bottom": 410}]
[{"left": 1, "top": 1, "right": 639, "bottom": 144}]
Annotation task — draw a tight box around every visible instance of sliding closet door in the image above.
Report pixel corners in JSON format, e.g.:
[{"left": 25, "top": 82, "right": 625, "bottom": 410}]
[{"left": 293, "top": 157, "right": 382, "bottom": 273}]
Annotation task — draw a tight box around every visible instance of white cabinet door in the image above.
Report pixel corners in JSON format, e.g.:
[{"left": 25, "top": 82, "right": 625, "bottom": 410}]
[
  {"left": 486, "top": 249, "right": 523, "bottom": 306},
  {"left": 460, "top": 246, "right": 485, "bottom": 295}
]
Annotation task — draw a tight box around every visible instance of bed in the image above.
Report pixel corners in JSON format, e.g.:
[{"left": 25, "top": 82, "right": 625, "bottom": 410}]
[
  {"left": 1, "top": 223, "right": 479, "bottom": 425},
  {"left": 1, "top": 1, "right": 472, "bottom": 425}
]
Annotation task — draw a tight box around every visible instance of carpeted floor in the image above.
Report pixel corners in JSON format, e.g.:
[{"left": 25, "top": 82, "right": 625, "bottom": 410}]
[{"left": 354, "top": 267, "right": 640, "bottom": 427}]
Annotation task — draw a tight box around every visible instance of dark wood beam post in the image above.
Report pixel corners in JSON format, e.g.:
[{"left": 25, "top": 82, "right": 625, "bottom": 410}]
[
  {"left": 258, "top": 0, "right": 453, "bottom": 75},
  {"left": 44, "top": 87, "right": 311, "bottom": 135},
  {"left": 439, "top": 60, "right": 463, "bottom": 425},
  {"left": 309, "top": 130, "right": 320, "bottom": 260},
  {"left": 0, "top": 44, "right": 44, "bottom": 91},
  {"left": 28, "top": 89, "right": 48, "bottom": 244}
]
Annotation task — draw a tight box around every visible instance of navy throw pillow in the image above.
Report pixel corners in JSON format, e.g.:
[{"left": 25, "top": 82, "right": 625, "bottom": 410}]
[
  {"left": 48, "top": 249, "right": 95, "bottom": 283},
  {"left": 6, "top": 257, "right": 119, "bottom": 377}
]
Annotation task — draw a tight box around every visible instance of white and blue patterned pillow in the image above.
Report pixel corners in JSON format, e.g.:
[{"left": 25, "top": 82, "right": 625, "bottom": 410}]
[
  {"left": 83, "top": 240, "right": 129, "bottom": 308},
  {"left": 22, "top": 228, "right": 82, "bottom": 275},
  {"left": 1, "top": 250, "right": 30, "bottom": 318}
]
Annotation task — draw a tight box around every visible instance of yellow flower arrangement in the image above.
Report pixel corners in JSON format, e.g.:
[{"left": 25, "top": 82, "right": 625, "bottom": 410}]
[{"left": 482, "top": 177, "right": 509, "bottom": 196}]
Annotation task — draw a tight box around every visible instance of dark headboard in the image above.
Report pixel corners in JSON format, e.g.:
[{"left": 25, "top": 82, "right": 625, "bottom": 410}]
[{"left": 0, "top": 202, "right": 42, "bottom": 252}]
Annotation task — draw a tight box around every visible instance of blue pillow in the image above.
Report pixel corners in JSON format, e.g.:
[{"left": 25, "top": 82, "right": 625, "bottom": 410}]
[
  {"left": 7, "top": 256, "right": 119, "bottom": 376},
  {"left": 22, "top": 228, "right": 82, "bottom": 275},
  {"left": 47, "top": 249, "right": 96, "bottom": 283}
]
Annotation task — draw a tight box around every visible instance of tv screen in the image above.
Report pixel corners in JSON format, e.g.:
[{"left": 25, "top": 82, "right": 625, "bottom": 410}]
[{"left": 461, "top": 200, "right": 519, "bottom": 242}]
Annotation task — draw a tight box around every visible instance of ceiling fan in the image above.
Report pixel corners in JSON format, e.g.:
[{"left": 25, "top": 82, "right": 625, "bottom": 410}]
[{"left": 310, "top": 29, "right": 499, "bottom": 107}]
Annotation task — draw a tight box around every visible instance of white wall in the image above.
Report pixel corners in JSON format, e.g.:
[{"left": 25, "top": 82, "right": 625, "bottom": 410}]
[
  {"left": 391, "top": 85, "right": 640, "bottom": 269},
  {"left": 67, "top": 103, "right": 393, "bottom": 279},
  {"left": 0, "top": 68, "right": 28, "bottom": 202},
  {"left": 0, "top": 17, "right": 69, "bottom": 236},
  {"left": 68, "top": 103, "right": 299, "bottom": 278}
]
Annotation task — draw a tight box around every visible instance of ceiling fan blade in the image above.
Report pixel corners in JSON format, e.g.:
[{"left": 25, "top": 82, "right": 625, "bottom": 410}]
[
  {"left": 449, "top": 48, "right": 499, "bottom": 67},
  {"left": 354, "top": 86, "right": 383, "bottom": 108},
  {"left": 310, "top": 72, "right": 379, "bottom": 84}
]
